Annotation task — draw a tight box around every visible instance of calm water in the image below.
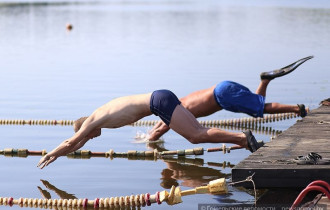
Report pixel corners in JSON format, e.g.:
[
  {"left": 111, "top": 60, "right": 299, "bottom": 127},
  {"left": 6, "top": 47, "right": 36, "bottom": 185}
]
[{"left": 0, "top": 0, "right": 330, "bottom": 209}]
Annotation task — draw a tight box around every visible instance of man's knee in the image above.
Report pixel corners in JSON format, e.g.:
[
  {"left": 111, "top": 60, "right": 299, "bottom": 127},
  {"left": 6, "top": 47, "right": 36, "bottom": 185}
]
[
  {"left": 187, "top": 135, "right": 203, "bottom": 144},
  {"left": 187, "top": 138, "right": 199, "bottom": 144}
]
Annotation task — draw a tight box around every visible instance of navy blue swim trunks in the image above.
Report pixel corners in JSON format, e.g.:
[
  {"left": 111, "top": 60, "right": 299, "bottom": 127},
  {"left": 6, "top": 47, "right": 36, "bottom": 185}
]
[
  {"left": 150, "top": 90, "right": 181, "bottom": 126},
  {"left": 213, "top": 81, "right": 265, "bottom": 118}
]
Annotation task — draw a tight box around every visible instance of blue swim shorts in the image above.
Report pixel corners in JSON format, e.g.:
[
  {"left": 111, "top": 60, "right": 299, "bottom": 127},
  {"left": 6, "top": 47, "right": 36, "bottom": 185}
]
[
  {"left": 150, "top": 89, "right": 182, "bottom": 126},
  {"left": 213, "top": 81, "right": 265, "bottom": 118}
]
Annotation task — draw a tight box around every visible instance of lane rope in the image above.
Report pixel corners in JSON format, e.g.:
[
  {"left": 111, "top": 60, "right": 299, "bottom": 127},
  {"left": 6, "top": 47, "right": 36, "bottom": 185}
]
[
  {"left": 0, "top": 178, "right": 228, "bottom": 208},
  {"left": 0, "top": 144, "right": 252, "bottom": 160},
  {"left": 0, "top": 112, "right": 298, "bottom": 127},
  {"left": 0, "top": 148, "right": 236, "bottom": 168}
]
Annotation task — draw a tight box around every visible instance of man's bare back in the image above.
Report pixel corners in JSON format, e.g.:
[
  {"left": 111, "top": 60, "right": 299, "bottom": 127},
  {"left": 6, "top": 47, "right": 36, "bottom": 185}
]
[
  {"left": 180, "top": 86, "right": 222, "bottom": 118},
  {"left": 93, "top": 93, "right": 152, "bottom": 129}
]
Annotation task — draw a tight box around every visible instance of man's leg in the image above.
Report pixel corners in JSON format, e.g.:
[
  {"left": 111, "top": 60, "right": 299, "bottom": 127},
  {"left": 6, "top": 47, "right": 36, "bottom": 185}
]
[
  {"left": 255, "top": 79, "right": 308, "bottom": 116},
  {"left": 148, "top": 86, "right": 221, "bottom": 141},
  {"left": 169, "top": 104, "right": 247, "bottom": 147},
  {"left": 264, "top": 103, "right": 304, "bottom": 115},
  {"left": 256, "top": 56, "right": 313, "bottom": 116},
  {"left": 255, "top": 79, "right": 270, "bottom": 97}
]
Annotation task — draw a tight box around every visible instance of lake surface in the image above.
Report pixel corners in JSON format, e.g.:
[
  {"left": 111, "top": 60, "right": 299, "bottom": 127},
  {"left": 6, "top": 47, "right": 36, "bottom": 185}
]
[{"left": 0, "top": 0, "right": 329, "bottom": 209}]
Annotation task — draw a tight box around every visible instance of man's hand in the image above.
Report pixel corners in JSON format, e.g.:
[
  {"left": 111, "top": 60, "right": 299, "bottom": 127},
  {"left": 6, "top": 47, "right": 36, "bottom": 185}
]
[{"left": 37, "top": 155, "right": 58, "bottom": 169}]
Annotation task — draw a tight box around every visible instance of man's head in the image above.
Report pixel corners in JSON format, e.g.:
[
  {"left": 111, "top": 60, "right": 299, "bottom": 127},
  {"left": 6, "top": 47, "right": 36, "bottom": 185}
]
[{"left": 73, "top": 116, "right": 101, "bottom": 139}]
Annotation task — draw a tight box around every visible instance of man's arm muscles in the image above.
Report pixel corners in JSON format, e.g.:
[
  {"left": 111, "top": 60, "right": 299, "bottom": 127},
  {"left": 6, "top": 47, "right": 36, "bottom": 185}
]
[{"left": 46, "top": 130, "right": 89, "bottom": 157}]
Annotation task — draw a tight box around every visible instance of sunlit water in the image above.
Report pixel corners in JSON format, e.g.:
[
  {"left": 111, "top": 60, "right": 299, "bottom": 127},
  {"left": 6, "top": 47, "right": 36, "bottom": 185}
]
[{"left": 0, "top": 0, "right": 330, "bottom": 209}]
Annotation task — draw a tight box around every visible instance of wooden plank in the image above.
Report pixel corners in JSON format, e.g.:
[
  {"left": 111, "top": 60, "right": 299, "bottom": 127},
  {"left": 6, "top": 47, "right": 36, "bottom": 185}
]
[
  {"left": 232, "top": 104, "right": 330, "bottom": 188},
  {"left": 318, "top": 197, "right": 330, "bottom": 209}
]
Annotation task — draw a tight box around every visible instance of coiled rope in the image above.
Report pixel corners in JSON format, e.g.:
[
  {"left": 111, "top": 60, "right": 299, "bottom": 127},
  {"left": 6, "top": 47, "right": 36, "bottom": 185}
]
[
  {"left": 0, "top": 112, "right": 298, "bottom": 127},
  {"left": 0, "top": 178, "right": 228, "bottom": 209}
]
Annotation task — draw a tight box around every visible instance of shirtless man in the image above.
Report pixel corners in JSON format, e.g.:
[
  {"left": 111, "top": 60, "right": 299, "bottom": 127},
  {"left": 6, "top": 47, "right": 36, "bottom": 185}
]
[
  {"left": 148, "top": 56, "right": 312, "bottom": 141},
  {"left": 37, "top": 90, "right": 260, "bottom": 169}
]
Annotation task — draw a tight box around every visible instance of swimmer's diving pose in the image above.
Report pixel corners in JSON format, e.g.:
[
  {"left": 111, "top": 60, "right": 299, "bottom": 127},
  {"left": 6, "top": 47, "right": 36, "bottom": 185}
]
[
  {"left": 148, "top": 56, "right": 312, "bottom": 140},
  {"left": 37, "top": 56, "right": 312, "bottom": 169},
  {"left": 38, "top": 89, "right": 260, "bottom": 169}
]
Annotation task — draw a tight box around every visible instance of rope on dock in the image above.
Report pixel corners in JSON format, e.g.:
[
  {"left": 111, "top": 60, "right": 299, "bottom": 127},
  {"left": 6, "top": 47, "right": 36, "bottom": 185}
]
[
  {"left": 0, "top": 178, "right": 228, "bottom": 209},
  {"left": 0, "top": 112, "right": 298, "bottom": 127},
  {"left": 229, "top": 173, "right": 257, "bottom": 206}
]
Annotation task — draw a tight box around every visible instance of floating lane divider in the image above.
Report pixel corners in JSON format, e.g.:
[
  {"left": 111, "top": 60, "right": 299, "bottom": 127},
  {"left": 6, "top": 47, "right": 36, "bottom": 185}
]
[
  {"left": 132, "top": 112, "right": 298, "bottom": 127},
  {"left": 0, "top": 178, "right": 228, "bottom": 209},
  {"left": 0, "top": 119, "right": 74, "bottom": 126},
  {"left": 0, "top": 118, "right": 283, "bottom": 136},
  {"left": 0, "top": 144, "right": 254, "bottom": 160},
  {"left": 0, "top": 149, "right": 235, "bottom": 169},
  {"left": 0, "top": 112, "right": 298, "bottom": 127},
  {"left": 216, "top": 124, "right": 283, "bottom": 136}
]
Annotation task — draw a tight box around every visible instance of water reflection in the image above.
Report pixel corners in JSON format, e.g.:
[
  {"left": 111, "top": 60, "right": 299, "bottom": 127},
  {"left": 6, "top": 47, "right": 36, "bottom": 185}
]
[
  {"left": 0, "top": 142, "right": 256, "bottom": 209},
  {"left": 160, "top": 158, "right": 233, "bottom": 189},
  {"left": 1, "top": 143, "right": 235, "bottom": 194},
  {"left": 39, "top": 180, "right": 77, "bottom": 200},
  {"left": 147, "top": 143, "right": 234, "bottom": 189},
  {"left": 34, "top": 178, "right": 262, "bottom": 210},
  {"left": 36, "top": 180, "right": 145, "bottom": 210}
]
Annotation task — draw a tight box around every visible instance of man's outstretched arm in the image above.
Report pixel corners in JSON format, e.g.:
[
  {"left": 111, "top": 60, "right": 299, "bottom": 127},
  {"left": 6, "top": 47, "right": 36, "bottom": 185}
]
[
  {"left": 37, "top": 115, "right": 102, "bottom": 169},
  {"left": 37, "top": 130, "right": 90, "bottom": 169}
]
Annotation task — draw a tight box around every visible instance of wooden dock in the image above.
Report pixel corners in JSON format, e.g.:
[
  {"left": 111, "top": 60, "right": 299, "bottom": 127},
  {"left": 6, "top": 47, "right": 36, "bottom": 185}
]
[{"left": 232, "top": 103, "right": 330, "bottom": 188}]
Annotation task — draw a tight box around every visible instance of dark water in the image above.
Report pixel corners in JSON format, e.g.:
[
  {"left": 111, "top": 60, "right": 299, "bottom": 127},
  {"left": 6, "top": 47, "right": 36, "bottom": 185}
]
[{"left": 0, "top": 0, "right": 329, "bottom": 209}]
